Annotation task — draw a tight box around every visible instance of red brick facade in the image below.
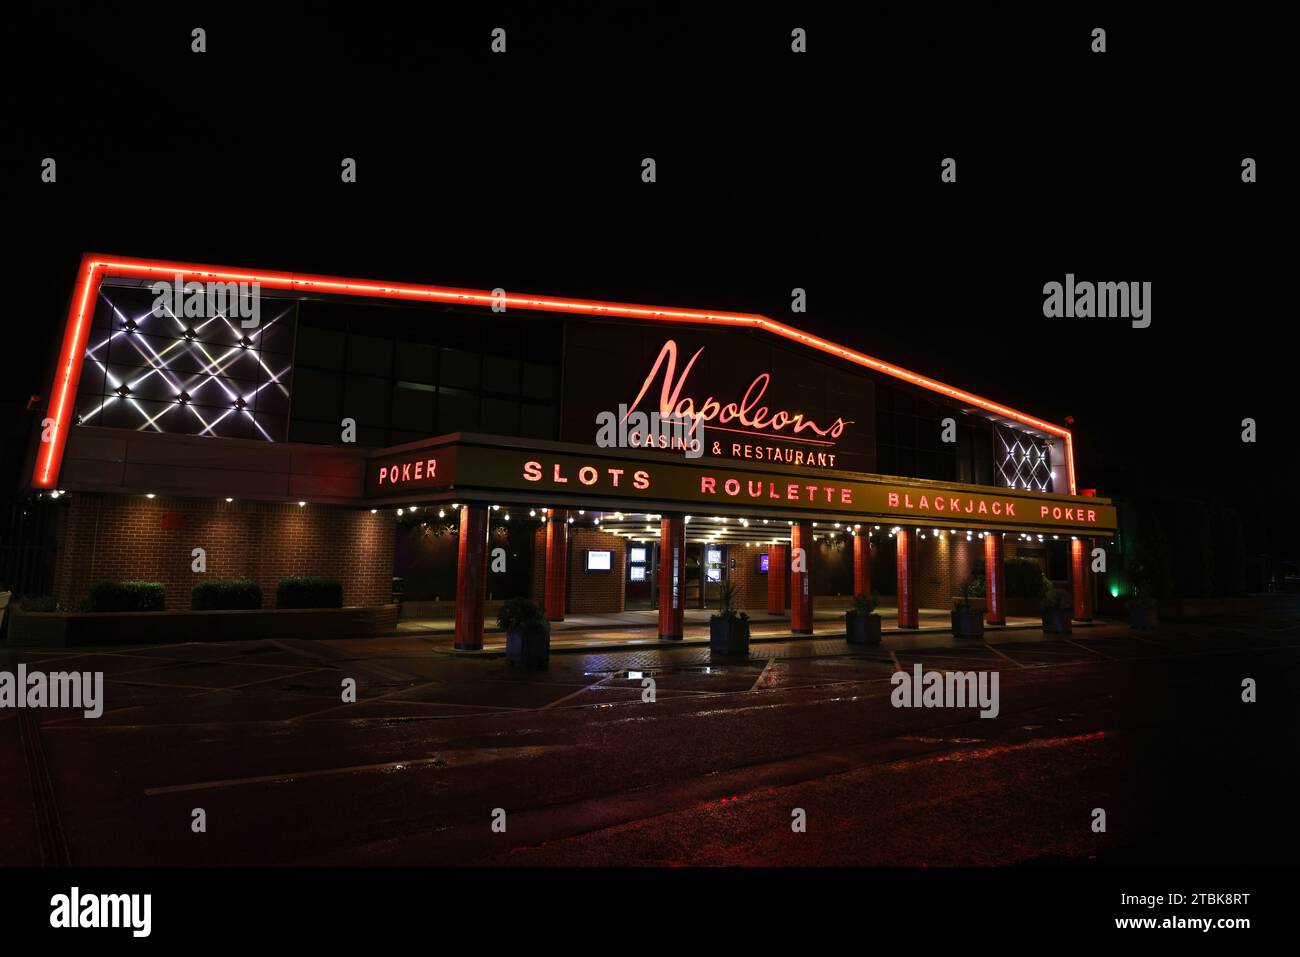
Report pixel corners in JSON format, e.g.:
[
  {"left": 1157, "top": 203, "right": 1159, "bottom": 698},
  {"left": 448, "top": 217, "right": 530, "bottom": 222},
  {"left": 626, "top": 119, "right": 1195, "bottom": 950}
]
[
  {"left": 530, "top": 524, "right": 626, "bottom": 614},
  {"left": 54, "top": 492, "right": 394, "bottom": 611},
  {"left": 568, "top": 527, "right": 626, "bottom": 614},
  {"left": 729, "top": 543, "right": 769, "bottom": 610},
  {"left": 914, "top": 534, "right": 980, "bottom": 609}
]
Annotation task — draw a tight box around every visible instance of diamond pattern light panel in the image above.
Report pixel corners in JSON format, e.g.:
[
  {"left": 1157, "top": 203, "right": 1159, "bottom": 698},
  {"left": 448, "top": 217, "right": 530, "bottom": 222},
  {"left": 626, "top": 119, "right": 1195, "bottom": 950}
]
[
  {"left": 995, "top": 425, "right": 1052, "bottom": 492},
  {"left": 75, "top": 286, "right": 294, "bottom": 441}
]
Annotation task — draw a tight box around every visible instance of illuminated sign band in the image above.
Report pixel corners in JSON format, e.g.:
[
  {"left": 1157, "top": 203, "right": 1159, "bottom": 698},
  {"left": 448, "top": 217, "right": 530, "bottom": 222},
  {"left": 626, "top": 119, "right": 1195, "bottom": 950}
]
[
  {"left": 366, "top": 441, "right": 1116, "bottom": 533},
  {"left": 626, "top": 339, "right": 853, "bottom": 440}
]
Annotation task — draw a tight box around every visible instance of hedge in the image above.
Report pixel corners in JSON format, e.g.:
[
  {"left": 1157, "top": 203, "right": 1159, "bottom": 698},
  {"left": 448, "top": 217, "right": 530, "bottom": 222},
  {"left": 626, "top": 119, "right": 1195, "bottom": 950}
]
[
  {"left": 87, "top": 581, "right": 165, "bottom": 612},
  {"left": 276, "top": 576, "right": 344, "bottom": 609},
  {"left": 191, "top": 579, "right": 263, "bottom": 611},
  {"left": 1005, "top": 558, "right": 1050, "bottom": 598}
]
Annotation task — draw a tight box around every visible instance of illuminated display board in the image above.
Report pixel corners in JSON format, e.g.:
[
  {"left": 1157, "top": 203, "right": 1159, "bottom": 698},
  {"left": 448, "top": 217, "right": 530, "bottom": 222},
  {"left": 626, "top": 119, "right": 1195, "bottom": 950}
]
[{"left": 365, "top": 440, "right": 1116, "bottom": 534}]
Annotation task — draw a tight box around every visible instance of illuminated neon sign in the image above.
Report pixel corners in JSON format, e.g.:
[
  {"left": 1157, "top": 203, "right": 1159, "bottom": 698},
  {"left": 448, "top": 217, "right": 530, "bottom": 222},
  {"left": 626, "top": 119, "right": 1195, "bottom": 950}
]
[
  {"left": 361, "top": 441, "right": 1115, "bottom": 533},
  {"left": 625, "top": 339, "right": 854, "bottom": 443},
  {"left": 37, "top": 255, "right": 1078, "bottom": 493}
]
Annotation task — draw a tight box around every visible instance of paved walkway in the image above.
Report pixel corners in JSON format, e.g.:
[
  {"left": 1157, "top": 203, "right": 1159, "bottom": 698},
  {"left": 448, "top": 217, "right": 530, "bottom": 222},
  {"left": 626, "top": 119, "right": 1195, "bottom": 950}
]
[{"left": 394, "top": 606, "right": 1053, "bottom": 654}]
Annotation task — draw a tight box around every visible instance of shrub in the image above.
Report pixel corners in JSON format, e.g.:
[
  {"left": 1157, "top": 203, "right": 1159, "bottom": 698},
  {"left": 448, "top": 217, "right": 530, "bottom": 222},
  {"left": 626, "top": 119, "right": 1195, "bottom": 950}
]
[
  {"left": 88, "top": 581, "right": 165, "bottom": 612},
  {"left": 1005, "top": 558, "right": 1050, "bottom": 598},
  {"left": 276, "top": 577, "right": 343, "bottom": 609},
  {"left": 192, "top": 579, "right": 263, "bottom": 611},
  {"left": 850, "top": 592, "right": 880, "bottom": 616},
  {"left": 496, "top": 596, "right": 549, "bottom": 634},
  {"left": 953, "top": 578, "right": 981, "bottom": 611},
  {"left": 18, "top": 595, "right": 57, "bottom": 613},
  {"left": 1042, "top": 588, "right": 1071, "bottom": 612},
  {"left": 711, "top": 581, "right": 747, "bottom": 621}
]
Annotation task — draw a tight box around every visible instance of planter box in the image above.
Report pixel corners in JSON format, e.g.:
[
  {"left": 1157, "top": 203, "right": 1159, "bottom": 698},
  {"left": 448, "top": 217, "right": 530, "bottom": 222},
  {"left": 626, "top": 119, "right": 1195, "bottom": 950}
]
[
  {"left": 505, "top": 625, "right": 550, "bottom": 669},
  {"left": 5, "top": 604, "right": 400, "bottom": 648},
  {"left": 1041, "top": 607, "right": 1072, "bottom": 634},
  {"left": 1128, "top": 603, "right": 1159, "bottom": 632},
  {"left": 710, "top": 617, "right": 751, "bottom": 656},
  {"left": 846, "top": 612, "right": 882, "bottom": 645},
  {"left": 951, "top": 608, "right": 985, "bottom": 639}
]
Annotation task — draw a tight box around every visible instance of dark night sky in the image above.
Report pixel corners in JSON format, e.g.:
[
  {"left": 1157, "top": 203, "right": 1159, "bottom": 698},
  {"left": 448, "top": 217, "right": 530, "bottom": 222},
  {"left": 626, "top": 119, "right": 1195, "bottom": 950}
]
[{"left": 3, "top": 7, "right": 1291, "bottom": 551}]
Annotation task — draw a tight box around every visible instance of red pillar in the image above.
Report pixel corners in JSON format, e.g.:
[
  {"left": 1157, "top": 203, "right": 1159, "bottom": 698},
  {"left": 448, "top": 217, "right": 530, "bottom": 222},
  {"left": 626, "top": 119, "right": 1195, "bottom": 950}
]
[
  {"left": 1071, "top": 537, "right": 1094, "bottom": 621},
  {"left": 853, "top": 532, "right": 871, "bottom": 597},
  {"left": 984, "top": 532, "right": 1006, "bottom": 625},
  {"left": 658, "top": 514, "right": 686, "bottom": 639},
  {"left": 543, "top": 509, "right": 568, "bottom": 621},
  {"left": 896, "top": 528, "right": 918, "bottom": 629},
  {"left": 791, "top": 521, "right": 813, "bottom": 633},
  {"left": 454, "top": 504, "right": 489, "bottom": 650},
  {"left": 766, "top": 544, "right": 788, "bottom": 614}
]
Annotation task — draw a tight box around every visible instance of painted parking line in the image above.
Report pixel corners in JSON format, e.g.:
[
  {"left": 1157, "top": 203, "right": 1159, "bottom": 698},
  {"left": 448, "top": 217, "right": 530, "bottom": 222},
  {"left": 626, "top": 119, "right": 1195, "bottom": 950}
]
[
  {"left": 749, "top": 659, "right": 776, "bottom": 692},
  {"left": 541, "top": 675, "right": 615, "bottom": 709},
  {"left": 184, "top": 668, "right": 329, "bottom": 697},
  {"left": 983, "top": 644, "right": 1028, "bottom": 669},
  {"left": 143, "top": 745, "right": 573, "bottom": 797},
  {"left": 1058, "top": 637, "right": 1114, "bottom": 661}
]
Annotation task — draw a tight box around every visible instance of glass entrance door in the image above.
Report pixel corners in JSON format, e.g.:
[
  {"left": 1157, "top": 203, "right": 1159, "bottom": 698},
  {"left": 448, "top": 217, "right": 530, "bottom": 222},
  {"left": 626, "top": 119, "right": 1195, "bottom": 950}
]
[{"left": 624, "top": 542, "right": 655, "bottom": 610}]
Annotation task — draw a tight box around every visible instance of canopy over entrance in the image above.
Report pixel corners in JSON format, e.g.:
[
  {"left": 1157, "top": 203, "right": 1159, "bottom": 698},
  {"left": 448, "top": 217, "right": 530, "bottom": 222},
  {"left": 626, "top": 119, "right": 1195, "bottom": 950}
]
[{"left": 368, "top": 433, "right": 1116, "bottom": 537}]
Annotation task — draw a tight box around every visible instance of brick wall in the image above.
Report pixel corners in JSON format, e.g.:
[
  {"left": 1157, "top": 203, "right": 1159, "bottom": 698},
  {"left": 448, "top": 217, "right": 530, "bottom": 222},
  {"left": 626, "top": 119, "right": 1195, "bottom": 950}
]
[
  {"left": 914, "top": 534, "right": 980, "bottom": 610},
  {"left": 530, "top": 524, "right": 626, "bottom": 613},
  {"left": 567, "top": 527, "right": 625, "bottom": 613},
  {"left": 54, "top": 492, "right": 394, "bottom": 611},
  {"left": 729, "top": 543, "right": 768, "bottom": 609}
]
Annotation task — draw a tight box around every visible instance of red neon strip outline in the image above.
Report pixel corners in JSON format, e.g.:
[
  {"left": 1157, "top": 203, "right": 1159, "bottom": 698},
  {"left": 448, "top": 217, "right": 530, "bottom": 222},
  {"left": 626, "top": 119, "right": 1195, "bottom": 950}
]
[{"left": 34, "top": 253, "right": 1079, "bottom": 493}]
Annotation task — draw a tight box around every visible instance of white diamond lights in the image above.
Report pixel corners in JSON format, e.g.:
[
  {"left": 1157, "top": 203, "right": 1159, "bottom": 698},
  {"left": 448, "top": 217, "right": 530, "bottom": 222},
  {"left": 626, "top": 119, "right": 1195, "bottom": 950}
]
[
  {"left": 995, "top": 425, "right": 1052, "bottom": 493},
  {"left": 77, "top": 288, "right": 293, "bottom": 440}
]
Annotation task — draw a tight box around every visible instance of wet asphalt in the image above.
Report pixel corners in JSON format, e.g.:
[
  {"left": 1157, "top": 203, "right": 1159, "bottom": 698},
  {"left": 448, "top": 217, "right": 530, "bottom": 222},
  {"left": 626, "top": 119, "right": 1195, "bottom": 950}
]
[{"left": 2, "top": 600, "right": 1297, "bottom": 866}]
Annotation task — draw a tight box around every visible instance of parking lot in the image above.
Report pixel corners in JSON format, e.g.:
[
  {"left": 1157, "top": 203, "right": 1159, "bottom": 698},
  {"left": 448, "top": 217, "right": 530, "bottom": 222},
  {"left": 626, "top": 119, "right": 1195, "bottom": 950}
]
[{"left": 3, "top": 600, "right": 1298, "bottom": 866}]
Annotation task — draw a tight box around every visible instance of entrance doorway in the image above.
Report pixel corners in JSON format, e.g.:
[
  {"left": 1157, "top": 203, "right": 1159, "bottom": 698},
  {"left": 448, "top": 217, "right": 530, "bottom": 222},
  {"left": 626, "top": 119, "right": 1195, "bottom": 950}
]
[{"left": 624, "top": 540, "right": 656, "bottom": 609}]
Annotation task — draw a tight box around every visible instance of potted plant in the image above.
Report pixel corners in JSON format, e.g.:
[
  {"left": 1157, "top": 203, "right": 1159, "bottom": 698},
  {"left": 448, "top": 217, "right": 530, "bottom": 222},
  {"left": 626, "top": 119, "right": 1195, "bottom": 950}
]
[
  {"left": 1041, "top": 588, "right": 1072, "bottom": 634},
  {"left": 497, "top": 597, "right": 550, "bottom": 668},
  {"left": 951, "top": 579, "right": 985, "bottom": 639},
  {"left": 709, "top": 581, "right": 750, "bottom": 655},
  {"left": 1127, "top": 578, "right": 1159, "bottom": 631},
  {"left": 846, "top": 592, "right": 882, "bottom": 645}
]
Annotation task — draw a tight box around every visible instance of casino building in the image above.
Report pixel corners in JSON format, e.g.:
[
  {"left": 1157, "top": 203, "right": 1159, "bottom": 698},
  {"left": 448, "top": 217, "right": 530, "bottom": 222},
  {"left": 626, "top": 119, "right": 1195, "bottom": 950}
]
[{"left": 23, "top": 254, "right": 1117, "bottom": 647}]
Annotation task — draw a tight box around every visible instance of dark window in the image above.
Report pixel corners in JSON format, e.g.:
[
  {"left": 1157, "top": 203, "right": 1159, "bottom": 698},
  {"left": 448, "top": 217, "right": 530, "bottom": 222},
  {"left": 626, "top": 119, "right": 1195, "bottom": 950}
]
[
  {"left": 343, "top": 375, "right": 390, "bottom": 426},
  {"left": 289, "top": 300, "right": 562, "bottom": 447},
  {"left": 392, "top": 383, "right": 436, "bottom": 432},
  {"left": 483, "top": 355, "right": 521, "bottom": 394},
  {"left": 394, "top": 343, "right": 439, "bottom": 384},
  {"left": 346, "top": 334, "right": 394, "bottom": 376},
  {"left": 295, "top": 326, "right": 346, "bottom": 370},
  {"left": 520, "top": 403, "right": 557, "bottom": 439},
  {"left": 437, "top": 390, "right": 479, "bottom": 433},
  {"left": 480, "top": 397, "right": 520, "bottom": 434},
  {"left": 441, "top": 348, "right": 480, "bottom": 390}
]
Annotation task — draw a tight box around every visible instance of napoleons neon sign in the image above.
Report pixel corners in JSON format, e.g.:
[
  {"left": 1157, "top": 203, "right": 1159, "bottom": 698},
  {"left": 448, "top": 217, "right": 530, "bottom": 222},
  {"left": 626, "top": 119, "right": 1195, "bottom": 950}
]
[{"left": 625, "top": 339, "right": 854, "bottom": 443}]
